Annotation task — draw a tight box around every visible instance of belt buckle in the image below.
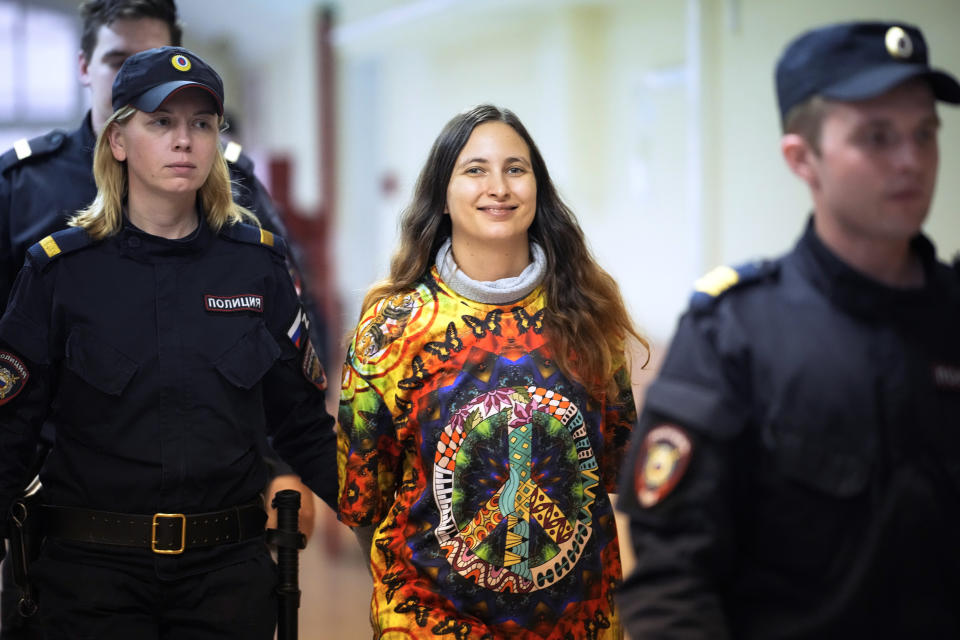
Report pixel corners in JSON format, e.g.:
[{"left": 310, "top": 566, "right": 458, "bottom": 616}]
[{"left": 152, "top": 513, "right": 186, "bottom": 555}]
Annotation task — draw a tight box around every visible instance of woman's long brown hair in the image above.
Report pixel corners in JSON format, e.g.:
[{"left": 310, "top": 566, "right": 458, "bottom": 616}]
[{"left": 362, "top": 104, "right": 647, "bottom": 395}]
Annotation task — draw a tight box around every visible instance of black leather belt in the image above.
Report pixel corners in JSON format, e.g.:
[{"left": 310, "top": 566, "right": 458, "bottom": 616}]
[{"left": 42, "top": 502, "right": 266, "bottom": 554}]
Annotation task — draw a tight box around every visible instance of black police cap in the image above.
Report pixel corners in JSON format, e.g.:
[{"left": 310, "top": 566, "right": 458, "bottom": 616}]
[
  {"left": 112, "top": 46, "right": 224, "bottom": 116},
  {"left": 776, "top": 21, "right": 960, "bottom": 124}
]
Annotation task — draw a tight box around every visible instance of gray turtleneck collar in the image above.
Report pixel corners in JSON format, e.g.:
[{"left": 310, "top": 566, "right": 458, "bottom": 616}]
[{"left": 435, "top": 238, "right": 546, "bottom": 305}]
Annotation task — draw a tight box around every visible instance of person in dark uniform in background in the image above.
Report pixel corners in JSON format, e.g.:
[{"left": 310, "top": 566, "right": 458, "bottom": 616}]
[
  {"left": 616, "top": 21, "right": 960, "bottom": 639},
  {"left": 0, "top": 46, "right": 337, "bottom": 639},
  {"left": 0, "top": 3, "right": 321, "bottom": 636},
  {"left": 0, "top": 0, "right": 290, "bottom": 309}
]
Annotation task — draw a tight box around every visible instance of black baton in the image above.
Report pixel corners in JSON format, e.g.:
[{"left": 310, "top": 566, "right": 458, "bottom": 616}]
[{"left": 268, "top": 489, "right": 306, "bottom": 640}]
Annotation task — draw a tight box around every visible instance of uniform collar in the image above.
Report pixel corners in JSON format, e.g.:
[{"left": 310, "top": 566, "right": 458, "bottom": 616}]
[
  {"left": 77, "top": 111, "right": 97, "bottom": 156},
  {"left": 117, "top": 205, "right": 212, "bottom": 261},
  {"left": 792, "top": 216, "right": 940, "bottom": 320},
  {"left": 77, "top": 111, "right": 97, "bottom": 153}
]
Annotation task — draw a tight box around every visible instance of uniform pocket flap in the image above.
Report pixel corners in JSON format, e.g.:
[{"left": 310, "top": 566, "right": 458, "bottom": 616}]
[
  {"left": 65, "top": 329, "right": 138, "bottom": 396},
  {"left": 645, "top": 377, "right": 747, "bottom": 439},
  {"left": 214, "top": 322, "right": 280, "bottom": 389},
  {"left": 773, "top": 428, "right": 872, "bottom": 498}
]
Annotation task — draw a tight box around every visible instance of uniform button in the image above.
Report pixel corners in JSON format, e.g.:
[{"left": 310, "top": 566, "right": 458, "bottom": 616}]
[{"left": 127, "top": 237, "right": 141, "bottom": 248}]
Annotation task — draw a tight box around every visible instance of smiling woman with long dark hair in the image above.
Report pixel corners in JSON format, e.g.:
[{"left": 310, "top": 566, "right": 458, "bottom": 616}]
[{"left": 338, "top": 104, "right": 647, "bottom": 639}]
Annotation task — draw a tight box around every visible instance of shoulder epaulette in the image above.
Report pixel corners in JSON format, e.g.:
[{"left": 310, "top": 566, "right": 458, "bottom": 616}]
[
  {"left": 689, "top": 260, "right": 779, "bottom": 312},
  {"left": 221, "top": 222, "right": 287, "bottom": 256},
  {"left": 222, "top": 140, "right": 254, "bottom": 175},
  {"left": 26, "top": 227, "right": 94, "bottom": 268},
  {"left": 0, "top": 130, "right": 68, "bottom": 174}
]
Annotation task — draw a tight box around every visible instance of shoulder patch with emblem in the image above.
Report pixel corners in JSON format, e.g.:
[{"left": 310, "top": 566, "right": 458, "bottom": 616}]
[
  {"left": 220, "top": 222, "right": 287, "bottom": 257},
  {"left": 0, "top": 130, "right": 68, "bottom": 174},
  {"left": 689, "top": 260, "right": 778, "bottom": 312},
  {"left": 301, "top": 339, "right": 327, "bottom": 391},
  {"left": 26, "top": 227, "right": 94, "bottom": 269},
  {"left": 0, "top": 352, "right": 29, "bottom": 405},
  {"left": 285, "top": 307, "right": 326, "bottom": 390},
  {"left": 635, "top": 424, "right": 693, "bottom": 508}
]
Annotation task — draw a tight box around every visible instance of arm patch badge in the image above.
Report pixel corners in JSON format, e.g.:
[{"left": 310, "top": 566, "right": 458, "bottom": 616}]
[
  {"left": 635, "top": 424, "right": 692, "bottom": 508},
  {"left": 287, "top": 308, "right": 307, "bottom": 349},
  {"left": 286, "top": 307, "right": 325, "bottom": 390},
  {"left": 0, "top": 351, "right": 29, "bottom": 405},
  {"left": 302, "top": 340, "right": 327, "bottom": 391}
]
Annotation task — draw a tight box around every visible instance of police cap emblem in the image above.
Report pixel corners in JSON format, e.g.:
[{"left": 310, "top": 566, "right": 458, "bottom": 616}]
[
  {"left": 171, "top": 53, "right": 192, "bottom": 72},
  {"left": 885, "top": 26, "right": 913, "bottom": 60}
]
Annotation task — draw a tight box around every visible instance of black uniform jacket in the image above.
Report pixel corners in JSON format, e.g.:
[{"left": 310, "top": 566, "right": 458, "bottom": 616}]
[
  {"left": 617, "top": 222, "right": 960, "bottom": 639},
  {"left": 0, "top": 113, "right": 286, "bottom": 314},
  {"left": 0, "top": 218, "right": 336, "bottom": 577}
]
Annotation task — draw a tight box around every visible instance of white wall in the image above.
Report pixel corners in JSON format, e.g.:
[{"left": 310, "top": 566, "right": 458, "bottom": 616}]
[
  {"left": 180, "top": 1, "right": 323, "bottom": 210},
  {"left": 331, "top": 0, "right": 960, "bottom": 345},
  {"left": 333, "top": 1, "right": 700, "bottom": 340},
  {"left": 713, "top": 0, "right": 960, "bottom": 269},
  {"left": 334, "top": 2, "right": 596, "bottom": 328}
]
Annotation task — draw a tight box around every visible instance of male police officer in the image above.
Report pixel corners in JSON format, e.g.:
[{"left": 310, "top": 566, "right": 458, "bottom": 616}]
[
  {"left": 616, "top": 21, "right": 960, "bottom": 639},
  {"left": 0, "top": 2, "right": 320, "bottom": 637}
]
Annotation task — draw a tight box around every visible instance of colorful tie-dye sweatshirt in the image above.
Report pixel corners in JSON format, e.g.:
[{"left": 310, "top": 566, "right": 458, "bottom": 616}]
[{"left": 337, "top": 265, "right": 636, "bottom": 639}]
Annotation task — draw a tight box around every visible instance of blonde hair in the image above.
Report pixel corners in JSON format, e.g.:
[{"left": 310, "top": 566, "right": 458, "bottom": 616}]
[{"left": 70, "top": 105, "right": 257, "bottom": 238}]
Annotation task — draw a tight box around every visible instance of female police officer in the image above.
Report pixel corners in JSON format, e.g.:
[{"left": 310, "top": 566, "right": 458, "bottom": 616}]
[{"left": 0, "top": 47, "right": 336, "bottom": 639}]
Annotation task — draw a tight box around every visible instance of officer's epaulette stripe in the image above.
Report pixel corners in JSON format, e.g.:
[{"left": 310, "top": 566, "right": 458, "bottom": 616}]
[
  {"left": 0, "top": 130, "right": 68, "bottom": 174},
  {"left": 39, "top": 236, "right": 61, "bottom": 258},
  {"left": 221, "top": 222, "right": 286, "bottom": 256},
  {"left": 223, "top": 142, "right": 255, "bottom": 175},
  {"left": 694, "top": 265, "right": 739, "bottom": 297},
  {"left": 223, "top": 140, "right": 242, "bottom": 164},
  {"left": 689, "top": 260, "right": 778, "bottom": 312},
  {"left": 260, "top": 228, "right": 275, "bottom": 247},
  {"left": 26, "top": 227, "right": 94, "bottom": 268},
  {"left": 14, "top": 139, "right": 31, "bottom": 161}
]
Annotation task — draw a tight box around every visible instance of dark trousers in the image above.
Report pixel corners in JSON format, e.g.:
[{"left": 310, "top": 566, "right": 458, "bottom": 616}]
[{"left": 27, "top": 548, "right": 277, "bottom": 640}]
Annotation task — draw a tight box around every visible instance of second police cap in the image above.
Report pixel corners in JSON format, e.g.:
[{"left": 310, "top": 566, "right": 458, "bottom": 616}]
[
  {"left": 776, "top": 21, "right": 960, "bottom": 123},
  {"left": 112, "top": 46, "right": 224, "bottom": 115}
]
